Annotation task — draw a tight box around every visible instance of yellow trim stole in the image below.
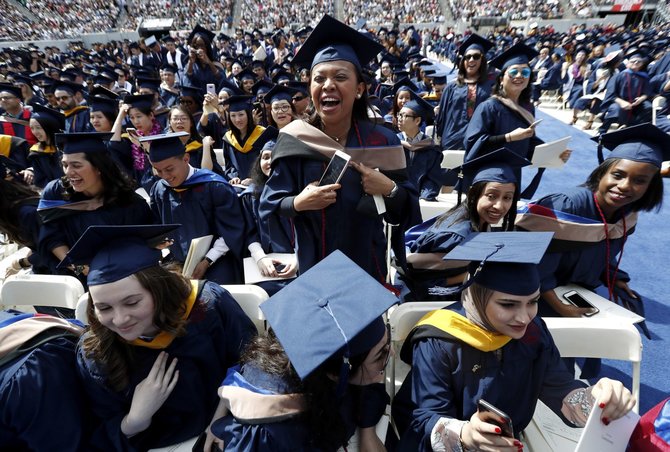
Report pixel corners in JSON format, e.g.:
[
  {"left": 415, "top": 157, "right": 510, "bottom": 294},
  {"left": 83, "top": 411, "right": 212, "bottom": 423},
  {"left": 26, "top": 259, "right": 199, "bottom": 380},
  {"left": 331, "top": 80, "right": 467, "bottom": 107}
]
[
  {"left": 415, "top": 310, "right": 511, "bottom": 352},
  {"left": 224, "top": 126, "right": 265, "bottom": 154}
]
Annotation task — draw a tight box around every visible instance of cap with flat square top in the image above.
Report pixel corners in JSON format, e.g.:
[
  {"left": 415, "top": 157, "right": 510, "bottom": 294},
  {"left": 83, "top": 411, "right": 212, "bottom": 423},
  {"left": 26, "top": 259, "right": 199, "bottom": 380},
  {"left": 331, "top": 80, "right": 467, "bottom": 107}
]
[
  {"left": 55, "top": 132, "right": 113, "bottom": 155},
  {"left": 264, "top": 84, "right": 299, "bottom": 104},
  {"left": 222, "top": 94, "right": 253, "bottom": 112},
  {"left": 392, "top": 77, "right": 420, "bottom": 95},
  {"left": 124, "top": 93, "right": 154, "bottom": 110},
  {"left": 402, "top": 92, "right": 434, "bottom": 119},
  {"left": 0, "top": 83, "right": 24, "bottom": 100},
  {"left": 457, "top": 147, "right": 531, "bottom": 186},
  {"left": 444, "top": 231, "right": 554, "bottom": 295},
  {"left": 188, "top": 24, "right": 215, "bottom": 44},
  {"left": 592, "top": 123, "right": 669, "bottom": 168},
  {"left": 490, "top": 43, "right": 539, "bottom": 71},
  {"left": 140, "top": 131, "right": 189, "bottom": 162},
  {"left": 458, "top": 33, "right": 494, "bottom": 57},
  {"left": 292, "top": 14, "right": 384, "bottom": 71},
  {"left": 260, "top": 250, "right": 398, "bottom": 381},
  {"left": 59, "top": 224, "right": 180, "bottom": 286},
  {"left": 31, "top": 103, "right": 65, "bottom": 131}
]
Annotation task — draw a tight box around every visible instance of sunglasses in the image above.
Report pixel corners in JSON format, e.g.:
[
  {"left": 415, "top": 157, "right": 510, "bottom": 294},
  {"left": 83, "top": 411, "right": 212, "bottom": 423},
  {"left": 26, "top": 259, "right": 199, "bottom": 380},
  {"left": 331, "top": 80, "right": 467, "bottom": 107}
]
[
  {"left": 292, "top": 95, "right": 307, "bottom": 102},
  {"left": 507, "top": 67, "right": 532, "bottom": 79},
  {"left": 464, "top": 53, "right": 482, "bottom": 61}
]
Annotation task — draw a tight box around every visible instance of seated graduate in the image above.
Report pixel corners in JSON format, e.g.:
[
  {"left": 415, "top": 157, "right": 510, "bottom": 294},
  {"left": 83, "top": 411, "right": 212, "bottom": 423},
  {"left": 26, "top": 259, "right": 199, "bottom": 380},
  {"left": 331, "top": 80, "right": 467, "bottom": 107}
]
[
  {"left": 0, "top": 311, "right": 87, "bottom": 452},
  {"left": 26, "top": 103, "right": 65, "bottom": 188},
  {"left": 208, "top": 250, "right": 398, "bottom": 451},
  {"left": 145, "top": 132, "right": 246, "bottom": 284},
  {"left": 62, "top": 224, "right": 257, "bottom": 451},
  {"left": 392, "top": 232, "right": 636, "bottom": 451},
  {"left": 397, "top": 92, "right": 444, "bottom": 201},
  {"left": 402, "top": 148, "right": 529, "bottom": 301}
]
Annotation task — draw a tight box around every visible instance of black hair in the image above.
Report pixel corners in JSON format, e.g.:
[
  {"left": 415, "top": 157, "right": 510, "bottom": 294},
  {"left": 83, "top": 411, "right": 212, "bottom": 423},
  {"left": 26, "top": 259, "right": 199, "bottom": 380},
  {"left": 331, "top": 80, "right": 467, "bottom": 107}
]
[
  {"left": 491, "top": 67, "right": 532, "bottom": 106},
  {"left": 60, "top": 150, "right": 138, "bottom": 201},
  {"left": 456, "top": 52, "right": 489, "bottom": 86},
  {"left": 225, "top": 107, "right": 255, "bottom": 142}
]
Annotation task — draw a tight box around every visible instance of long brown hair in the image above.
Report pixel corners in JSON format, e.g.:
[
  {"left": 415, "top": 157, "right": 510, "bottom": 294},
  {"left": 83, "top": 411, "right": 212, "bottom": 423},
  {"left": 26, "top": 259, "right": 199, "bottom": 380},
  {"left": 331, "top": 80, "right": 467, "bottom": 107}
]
[
  {"left": 0, "top": 178, "right": 40, "bottom": 246},
  {"left": 82, "top": 265, "right": 192, "bottom": 391}
]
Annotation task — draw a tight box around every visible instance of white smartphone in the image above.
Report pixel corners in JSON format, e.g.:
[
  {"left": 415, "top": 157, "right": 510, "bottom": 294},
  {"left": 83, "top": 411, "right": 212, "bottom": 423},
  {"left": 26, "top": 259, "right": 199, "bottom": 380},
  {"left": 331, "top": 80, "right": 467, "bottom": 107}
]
[
  {"left": 530, "top": 119, "right": 543, "bottom": 128},
  {"left": 563, "top": 290, "right": 599, "bottom": 316},
  {"left": 318, "top": 150, "right": 351, "bottom": 186},
  {"left": 206, "top": 83, "right": 216, "bottom": 96}
]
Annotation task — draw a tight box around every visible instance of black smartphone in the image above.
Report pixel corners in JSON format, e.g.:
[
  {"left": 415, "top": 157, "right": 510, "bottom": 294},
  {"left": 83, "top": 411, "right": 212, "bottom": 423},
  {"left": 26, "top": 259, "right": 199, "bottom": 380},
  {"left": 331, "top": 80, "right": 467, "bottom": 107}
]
[
  {"left": 318, "top": 150, "right": 351, "bottom": 186},
  {"left": 477, "top": 399, "right": 514, "bottom": 438},
  {"left": 563, "top": 290, "right": 599, "bottom": 316},
  {"left": 273, "top": 263, "right": 286, "bottom": 272}
]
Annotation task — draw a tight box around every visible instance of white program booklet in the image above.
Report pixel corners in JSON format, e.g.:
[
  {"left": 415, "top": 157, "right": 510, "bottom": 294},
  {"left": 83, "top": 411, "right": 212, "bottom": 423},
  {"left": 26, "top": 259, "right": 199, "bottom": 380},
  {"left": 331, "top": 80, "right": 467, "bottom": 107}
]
[
  {"left": 575, "top": 404, "right": 640, "bottom": 452},
  {"left": 182, "top": 235, "right": 213, "bottom": 278},
  {"left": 532, "top": 136, "right": 571, "bottom": 169},
  {"left": 243, "top": 253, "right": 297, "bottom": 284}
]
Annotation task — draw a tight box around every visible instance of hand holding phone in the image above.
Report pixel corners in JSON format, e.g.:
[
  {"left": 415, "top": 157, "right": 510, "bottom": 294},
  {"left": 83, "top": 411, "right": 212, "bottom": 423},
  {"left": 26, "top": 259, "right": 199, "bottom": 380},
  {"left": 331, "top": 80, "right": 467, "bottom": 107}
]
[
  {"left": 207, "top": 83, "right": 216, "bottom": 96},
  {"left": 319, "top": 150, "right": 351, "bottom": 186},
  {"left": 530, "top": 119, "right": 543, "bottom": 128},
  {"left": 562, "top": 290, "right": 599, "bottom": 316},
  {"left": 477, "top": 399, "right": 514, "bottom": 438}
]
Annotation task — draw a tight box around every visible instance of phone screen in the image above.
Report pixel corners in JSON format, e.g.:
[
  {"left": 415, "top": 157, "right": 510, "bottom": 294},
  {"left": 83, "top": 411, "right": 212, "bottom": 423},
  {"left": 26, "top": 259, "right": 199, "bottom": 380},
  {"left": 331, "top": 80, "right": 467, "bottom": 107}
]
[
  {"left": 319, "top": 154, "right": 349, "bottom": 186},
  {"left": 477, "top": 399, "right": 514, "bottom": 438},
  {"left": 564, "top": 291, "right": 597, "bottom": 312}
]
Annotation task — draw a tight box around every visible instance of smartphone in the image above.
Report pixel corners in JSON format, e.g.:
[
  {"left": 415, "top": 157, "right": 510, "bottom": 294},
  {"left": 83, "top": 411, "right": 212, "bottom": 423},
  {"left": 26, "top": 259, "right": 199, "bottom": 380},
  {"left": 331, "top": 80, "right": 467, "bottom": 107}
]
[
  {"left": 207, "top": 83, "right": 216, "bottom": 96},
  {"left": 273, "top": 262, "right": 286, "bottom": 272},
  {"left": 126, "top": 128, "right": 138, "bottom": 139},
  {"left": 530, "top": 119, "right": 543, "bottom": 128},
  {"left": 318, "top": 150, "right": 351, "bottom": 186},
  {"left": 563, "top": 290, "right": 599, "bottom": 316},
  {"left": 477, "top": 399, "right": 514, "bottom": 438}
]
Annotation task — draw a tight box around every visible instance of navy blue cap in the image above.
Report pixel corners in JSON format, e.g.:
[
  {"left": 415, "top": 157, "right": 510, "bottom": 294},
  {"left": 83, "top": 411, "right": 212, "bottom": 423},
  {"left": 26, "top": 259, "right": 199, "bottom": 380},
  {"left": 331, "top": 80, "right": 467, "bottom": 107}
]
[
  {"left": 140, "top": 131, "right": 189, "bottom": 162},
  {"left": 222, "top": 95, "right": 253, "bottom": 112},
  {"left": 89, "top": 85, "right": 118, "bottom": 99},
  {"left": 124, "top": 93, "right": 154, "bottom": 110},
  {"left": 54, "top": 80, "right": 86, "bottom": 94},
  {"left": 188, "top": 24, "right": 215, "bottom": 44},
  {"left": 137, "top": 77, "right": 161, "bottom": 92},
  {"left": 293, "top": 14, "right": 384, "bottom": 71},
  {"left": 55, "top": 132, "right": 113, "bottom": 154},
  {"left": 458, "top": 33, "right": 494, "bottom": 56},
  {"left": 161, "top": 63, "right": 178, "bottom": 74},
  {"left": 31, "top": 103, "right": 65, "bottom": 131},
  {"left": 264, "top": 84, "right": 299, "bottom": 104},
  {"left": 236, "top": 68, "right": 256, "bottom": 81},
  {"left": 10, "top": 74, "right": 34, "bottom": 88},
  {"left": 180, "top": 85, "right": 204, "bottom": 103},
  {"left": 392, "top": 77, "right": 420, "bottom": 95},
  {"left": 287, "top": 81, "right": 309, "bottom": 95},
  {"left": 490, "top": 43, "right": 539, "bottom": 71},
  {"left": 592, "top": 123, "right": 670, "bottom": 168},
  {"left": 251, "top": 80, "right": 273, "bottom": 98},
  {"left": 458, "top": 147, "right": 530, "bottom": 186},
  {"left": 60, "top": 224, "right": 180, "bottom": 286},
  {"left": 89, "top": 96, "right": 118, "bottom": 115},
  {"left": 260, "top": 250, "right": 398, "bottom": 380},
  {"left": 256, "top": 126, "right": 279, "bottom": 152},
  {"left": 402, "top": 91, "right": 434, "bottom": 119},
  {"left": 271, "top": 70, "right": 292, "bottom": 85},
  {"left": 444, "top": 231, "right": 553, "bottom": 296},
  {"left": 429, "top": 72, "right": 448, "bottom": 85},
  {"left": 0, "top": 83, "right": 23, "bottom": 100}
]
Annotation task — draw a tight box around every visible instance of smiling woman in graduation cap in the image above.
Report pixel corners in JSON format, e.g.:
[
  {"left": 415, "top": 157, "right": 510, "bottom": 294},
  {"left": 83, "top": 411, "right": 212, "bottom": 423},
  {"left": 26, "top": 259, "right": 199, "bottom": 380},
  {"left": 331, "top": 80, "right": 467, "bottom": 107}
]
[
  {"left": 63, "top": 224, "right": 256, "bottom": 451},
  {"left": 392, "top": 232, "right": 636, "bottom": 451},
  {"left": 260, "top": 14, "right": 421, "bottom": 281}
]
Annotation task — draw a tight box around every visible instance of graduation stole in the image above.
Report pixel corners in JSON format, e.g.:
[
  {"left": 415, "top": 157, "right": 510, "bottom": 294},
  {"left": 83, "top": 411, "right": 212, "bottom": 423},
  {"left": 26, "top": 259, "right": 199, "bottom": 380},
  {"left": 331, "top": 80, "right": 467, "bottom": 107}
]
[
  {"left": 0, "top": 135, "right": 14, "bottom": 157},
  {"left": 37, "top": 195, "right": 105, "bottom": 223},
  {"left": 273, "top": 120, "right": 406, "bottom": 171},
  {"left": 492, "top": 95, "right": 535, "bottom": 126},
  {"left": 127, "top": 280, "right": 198, "bottom": 349},
  {"left": 224, "top": 126, "right": 266, "bottom": 154},
  {"left": 401, "top": 137, "right": 435, "bottom": 153},
  {"left": 171, "top": 168, "right": 228, "bottom": 192},
  {"left": 63, "top": 105, "right": 89, "bottom": 118},
  {"left": 185, "top": 140, "right": 202, "bottom": 153},
  {"left": 515, "top": 202, "right": 637, "bottom": 252},
  {"left": 29, "top": 143, "right": 58, "bottom": 154}
]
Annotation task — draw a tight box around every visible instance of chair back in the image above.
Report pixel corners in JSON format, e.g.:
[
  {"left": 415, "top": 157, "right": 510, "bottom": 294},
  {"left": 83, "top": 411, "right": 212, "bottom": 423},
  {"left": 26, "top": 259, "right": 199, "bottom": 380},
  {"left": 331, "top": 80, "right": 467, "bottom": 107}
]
[
  {"left": 1, "top": 274, "right": 85, "bottom": 310},
  {"left": 222, "top": 284, "right": 269, "bottom": 332}
]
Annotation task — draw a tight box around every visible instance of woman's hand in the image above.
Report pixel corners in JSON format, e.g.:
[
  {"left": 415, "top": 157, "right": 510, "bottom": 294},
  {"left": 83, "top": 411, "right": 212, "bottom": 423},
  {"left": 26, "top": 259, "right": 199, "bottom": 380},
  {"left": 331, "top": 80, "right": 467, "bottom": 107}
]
[
  {"left": 613, "top": 280, "right": 637, "bottom": 302},
  {"left": 240, "top": 178, "right": 253, "bottom": 186},
  {"left": 590, "top": 378, "right": 636, "bottom": 424},
  {"left": 191, "top": 259, "right": 210, "bottom": 280},
  {"left": 350, "top": 161, "right": 395, "bottom": 196},
  {"left": 19, "top": 168, "right": 34, "bottom": 185},
  {"left": 123, "top": 352, "right": 179, "bottom": 436},
  {"left": 204, "top": 399, "right": 227, "bottom": 451},
  {"left": 256, "top": 257, "right": 279, "bottom": 277},
  {"left": 560, "top": 149, "right": 572, "bottom": 163},
  {"left": 507, "top": 126, "right": 535, "bottom": 142},
  {"left": 229, "top": 177, "right": 241, "bottom": 185},
  {"left": 203, "top": 94, "right": 218, "bottom": 115},
  {"left": 293, "top": 182, "right": 340, "bottom": 212},
  {"left": 461, "top": 412, "right": 522, "bottom": 452}
]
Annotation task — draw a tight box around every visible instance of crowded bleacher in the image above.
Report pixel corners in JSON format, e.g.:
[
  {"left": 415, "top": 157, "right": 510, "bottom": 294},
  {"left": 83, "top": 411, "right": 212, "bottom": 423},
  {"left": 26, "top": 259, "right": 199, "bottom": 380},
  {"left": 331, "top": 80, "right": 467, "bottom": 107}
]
[{"left": 1, "top": 0, "right": 670, "bottom": 450}]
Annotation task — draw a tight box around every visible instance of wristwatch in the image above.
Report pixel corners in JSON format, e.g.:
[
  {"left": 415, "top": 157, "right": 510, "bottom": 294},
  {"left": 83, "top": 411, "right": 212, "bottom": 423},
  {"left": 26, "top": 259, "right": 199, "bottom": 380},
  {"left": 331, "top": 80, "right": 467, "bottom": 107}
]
[
  {"left": 385, "top": 182, "right": 399, "bottom": 198},
  {"left": 204, "top": 257, "right": 214, "bottom": 266}
]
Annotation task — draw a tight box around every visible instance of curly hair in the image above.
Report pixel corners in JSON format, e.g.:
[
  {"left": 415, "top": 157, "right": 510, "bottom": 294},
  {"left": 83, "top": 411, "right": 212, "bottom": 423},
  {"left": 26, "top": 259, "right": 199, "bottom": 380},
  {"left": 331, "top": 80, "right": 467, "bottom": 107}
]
[{"left": 82, "top": 265, "right": 192, "bottom": 391}]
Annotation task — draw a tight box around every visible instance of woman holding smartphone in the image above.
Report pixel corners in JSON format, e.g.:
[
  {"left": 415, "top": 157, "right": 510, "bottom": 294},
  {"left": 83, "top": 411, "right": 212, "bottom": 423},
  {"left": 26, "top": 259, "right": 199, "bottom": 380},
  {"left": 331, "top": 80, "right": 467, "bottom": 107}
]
[
  {"left": 392, "top": 233, "right": 636, "bottom": 451},
  {"left": 221, "top": 95, "right": 266, "bottom": 186}
]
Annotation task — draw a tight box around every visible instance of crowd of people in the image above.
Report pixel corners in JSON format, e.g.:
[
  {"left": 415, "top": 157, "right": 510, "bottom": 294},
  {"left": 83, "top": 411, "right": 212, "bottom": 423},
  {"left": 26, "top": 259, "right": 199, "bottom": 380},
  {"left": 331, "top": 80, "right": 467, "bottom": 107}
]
[
  {"left": 449, "top": 0, "right": 564, "bottom": 21},
  {"left": 342, "top": 0, "right": 444, "bottom": 26},
  {"left": 1, "top": 9, "right": 669, "bottom": 452},
  {"left": 120, "top": 0, "right": 234, "bottom": 33},
  {"left": 238, "top": 0, "right": 331, "bottom": 30}
]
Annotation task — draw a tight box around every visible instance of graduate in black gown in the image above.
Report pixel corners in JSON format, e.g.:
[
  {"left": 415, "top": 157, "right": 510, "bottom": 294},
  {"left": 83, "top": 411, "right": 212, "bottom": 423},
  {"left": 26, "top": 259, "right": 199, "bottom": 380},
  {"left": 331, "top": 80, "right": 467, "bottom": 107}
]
[
  {"left": 25, "top": 103, "right": 65, "bottom": 188},
  {"left": 259, "top": 15, "right": 421, "bottom": 282},
  {"left": 392, "top": 232, "right": 636, "bottom": 451},
  {"left": 61, "top": 225, "right": 256, "bottom": 451},
  {"left": 145, "top": 132, "right": 246, "bottom": 284},
  {"left": 210, "top": 251, "right": 397, "bottom": 451},
  {"left": 167, "top": 104, "right": 225, "bottom": 175},
  {"left": 221, "top": 95, "right": 266, "bottom": 185}
]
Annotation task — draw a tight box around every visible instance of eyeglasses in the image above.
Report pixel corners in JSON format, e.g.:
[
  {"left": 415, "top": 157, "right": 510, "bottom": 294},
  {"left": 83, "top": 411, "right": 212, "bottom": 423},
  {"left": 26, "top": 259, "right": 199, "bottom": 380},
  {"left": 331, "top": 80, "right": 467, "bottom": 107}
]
[
  {"left": 397, "top": 113, "right": 418, "bottom": 120},
  {"left": 55, "top": 95, "right": 73, "bottom": 101},
  {"left": 171, "top": 116, "right": 189, "bottom": 123},
  {"left": 292, "top": 95, "right": 307, "bottom": 102},
  {"left": 271, "top": 104, "right": 291, "bottom": 113},
  {"left": 464, "top": 53, "right": 482, "bottom": 61},
  {"left": 179, "top": 99, "right": 195, "bottom": 105},
  {"left": 507, "top": 67, "right": 532, "bottom": 79}
]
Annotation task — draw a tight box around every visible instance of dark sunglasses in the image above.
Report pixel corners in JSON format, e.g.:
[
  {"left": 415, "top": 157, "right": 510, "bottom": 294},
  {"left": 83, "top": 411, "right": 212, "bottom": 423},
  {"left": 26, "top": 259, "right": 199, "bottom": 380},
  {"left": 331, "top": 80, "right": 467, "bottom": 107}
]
[
  {"left": 292, "top": 95, "right": 307, "bottom": 102},
  {"left": 464, "top": 53, "right": 482, "bottom": 61}
]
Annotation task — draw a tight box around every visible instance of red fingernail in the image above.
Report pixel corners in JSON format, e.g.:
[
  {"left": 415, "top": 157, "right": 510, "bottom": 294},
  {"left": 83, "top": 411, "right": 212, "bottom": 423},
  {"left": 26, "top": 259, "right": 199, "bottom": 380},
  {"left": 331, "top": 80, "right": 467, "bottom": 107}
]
[
  {"left": 602, "top": 417, "right": 610, "bottom": 425},
  {"left": 514, "top": 440, "right": 522, "bottom": 446},
  {"left": 599, "top": 402, "right": 606, "bottom": 408},
  {"left": 495, "top": 427, "right": 501, "bottom": 434}
]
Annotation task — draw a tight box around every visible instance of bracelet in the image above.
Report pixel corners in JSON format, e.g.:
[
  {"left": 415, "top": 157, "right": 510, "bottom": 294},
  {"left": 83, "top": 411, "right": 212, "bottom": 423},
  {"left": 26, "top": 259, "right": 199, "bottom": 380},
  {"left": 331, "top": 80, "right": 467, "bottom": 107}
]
[
  {"left": 19, "top": 257, "right": 31, "bottom": 268},
  {"left": 505, "top": 133, "right": 511, "bottom": 143}
]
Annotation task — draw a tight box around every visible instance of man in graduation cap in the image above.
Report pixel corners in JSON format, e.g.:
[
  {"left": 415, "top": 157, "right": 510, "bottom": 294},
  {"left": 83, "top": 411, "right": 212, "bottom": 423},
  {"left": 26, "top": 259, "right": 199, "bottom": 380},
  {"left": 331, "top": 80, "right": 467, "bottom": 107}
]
[
  {"left": 53, "top": 80, "right": 91, "bottom": 133},
  {"left": 144, "top": 132, "right": 246, "bottom": 284},
  {"left": 162, "top": 35, "right": 188, "bottom": 72},
  {"left": 0, "top": 83, "right": 37, "bottom": 146}
]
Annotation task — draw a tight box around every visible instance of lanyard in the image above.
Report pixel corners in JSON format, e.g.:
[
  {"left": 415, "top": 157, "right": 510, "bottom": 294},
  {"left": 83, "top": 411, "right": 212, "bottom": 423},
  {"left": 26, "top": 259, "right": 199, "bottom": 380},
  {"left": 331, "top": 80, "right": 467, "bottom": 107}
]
[{"left": 593, "top": 192, "right": 627, "bottom": 299}]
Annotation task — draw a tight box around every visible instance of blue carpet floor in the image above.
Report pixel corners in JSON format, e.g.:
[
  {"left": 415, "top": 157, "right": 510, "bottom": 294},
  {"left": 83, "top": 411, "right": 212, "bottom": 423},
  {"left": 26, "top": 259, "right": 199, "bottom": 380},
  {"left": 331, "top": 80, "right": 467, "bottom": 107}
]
[{"left": 528, "top": 110, "right": 670, "bottom": 413}]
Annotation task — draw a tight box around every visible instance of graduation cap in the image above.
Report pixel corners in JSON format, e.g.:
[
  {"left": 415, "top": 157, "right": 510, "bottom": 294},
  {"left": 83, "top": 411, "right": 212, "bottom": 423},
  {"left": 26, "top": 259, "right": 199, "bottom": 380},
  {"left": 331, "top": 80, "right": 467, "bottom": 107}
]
[
  {"left": 89, "top": 96, "right": 118, "bottom": 115},
  {"left": 55, "top": 132, "right": 113, "bottom": 155},
  {"left": 136, "top": 77, "right": 161, "bottom": 92},
  {"left": 254, "top": 126, "right": 280, "bottom": 152},
  {"left": 140, "top": 131, "right": 189, "bottom": 162},
  {"left": 402, "top": 91, "right": 434, "bottom": 119},
  {"left": 89, "top": 85, "right": 118, "bottom": 100},
  {"left": 287, "top": 81, "right": 309, "bottom": 95},
  {"left": 162, "top": 34, "right": 176, "bottom": 44},
  {"left": 592, "top": 123, "right": 670, "bottom": 168},
  {"left": 0, "top": 83, "right": 23, "bottom": 100},
  {"left": 264, "top": 84, "right": 299, "bottom": 104},
  {"left": 293, "top": 14, "right": 384, "bottom": 71},
  {"left": 10, "top": 74, "right": 34, "bottom": 89},
  {"left": 144, "top": 35, "right": 158, "bottom": 47},
  {"left": 236, "top": 68, "right": 256, "bottom": 82},
  {"left": 180, "top": 85, "right": 204, "bottom": 104},
  {"left": 457, "top": 147, "right": 531, "bottom": 187},
  {"left": 457, "top": 33, "right": 494, "bottom": 57},
  {"left": 123, "top": 93, "right": 154, "bottom": 110},
  {"left": 31, "top": 103, "right": 66, "bottom": 131},
  {"left": 489, "top": 43, "right": 539, "bottom": 71},
  {"left": 260, "top": 250, "right": 398, "bottom": 381},
  {"left": 187, "top": 24, "right": 215, "bottom": 44},
  {"left": 271, "top": 70, "right": 292, "bottom": 85},
  {"left": 54, "top": 80, "right": 86, "bottom": 94},
  {"left": 222, "top": 94, "right": 253, "bottom": 112},
  {"left": 59, "top": 224, "right": 180, "bottom": 286},
  {"left": 392, "top": 77, "right": 420, "bottom": 95},
  {"left": 443, "top": 231, "right": 554, "bottom": 296},
  {"left": 221, "top": 78, "right": 245, "bottom": 97},
  {"left": 429, "top": 72, "right": 448, "bottom": 85}
]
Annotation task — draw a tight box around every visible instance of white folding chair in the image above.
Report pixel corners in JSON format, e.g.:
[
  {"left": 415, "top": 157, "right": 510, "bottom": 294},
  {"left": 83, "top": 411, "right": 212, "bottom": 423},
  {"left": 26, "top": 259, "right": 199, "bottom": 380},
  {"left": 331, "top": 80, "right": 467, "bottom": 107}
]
[
  {"left": 652, "top": 96, "right": 667, "bottom": 126},
  {"left": 441, "top": 150, "right": 465, "bottom": 169},
  {"left": 386, "top": 301, "right": 457, "bottom": 402},
  {"left": 221, "top": 284, "right": 269, "bottom": 332},
  {"left": 0, "top": 274, "right": 85, "bottom": 310},
  {"left": 214, "top": 148, "right": 225, "bottom": 167},
  {"left": 523, "top": 317, "right": 642, "bottom": 452},
  {"left": 419, "top": 199, "right": 458, "bottom": 222},
  {"left": 75, "top": 292, "right": 89, "bottom": 324}
]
